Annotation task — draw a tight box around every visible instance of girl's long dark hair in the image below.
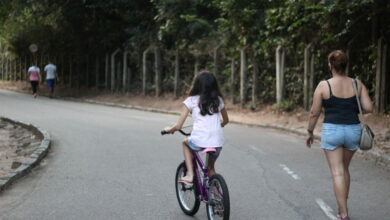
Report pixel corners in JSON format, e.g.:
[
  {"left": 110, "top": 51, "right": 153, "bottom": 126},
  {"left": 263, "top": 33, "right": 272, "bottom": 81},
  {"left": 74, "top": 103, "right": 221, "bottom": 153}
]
[{"left": 189, "top": 71, "right": 223, "bottom": 116}]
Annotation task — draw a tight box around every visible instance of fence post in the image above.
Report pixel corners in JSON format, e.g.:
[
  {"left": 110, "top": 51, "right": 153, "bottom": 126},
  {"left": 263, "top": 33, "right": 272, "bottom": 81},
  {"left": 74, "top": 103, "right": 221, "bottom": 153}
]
[
  {"left": 252, "top": 54, "right": 259, "bottom": 108},
  {"left": 111, "top": 49, "right": 121, "bottom": 92},
  {"left": 142, "top": 48, "right": 150, "bottom": 96},
  {"left": 194, "top": 56, "right": 199, "bottom": 77},
  {"left": 230, "top": 58, "right": 236, "bottom": 104},
  {"left": 154, "top": 47, "right": 162, "bottom": 97},
  {"left": 95, "top": 55, "right": 99, "bottom": 89},
  {"left": 240, "top": 48, "right": 248, "bottom": 106},
  {"left": 123, "top": 51, "right": 128, "bottom": 91},
  {"left": 69, "top": 56, "right": 73, "bottom": 87},
  {"left": 105, "top": 54, "right": 109, "bottom": 90},
  {"left": 213, "top": 46, "right": 220, "bottom": 77},
  {"left": 276, "top": 45, "right": 285, "bottom": 104},
  {"left": 174, "top": 49, "right": 180, "bottom": 98}
]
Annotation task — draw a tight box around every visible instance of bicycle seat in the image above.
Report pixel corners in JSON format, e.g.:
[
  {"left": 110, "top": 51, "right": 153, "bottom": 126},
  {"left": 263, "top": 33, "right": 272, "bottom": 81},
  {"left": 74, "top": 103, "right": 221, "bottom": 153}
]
[{"left": 200, "top": 148, "right": 217, "bottom": 155}]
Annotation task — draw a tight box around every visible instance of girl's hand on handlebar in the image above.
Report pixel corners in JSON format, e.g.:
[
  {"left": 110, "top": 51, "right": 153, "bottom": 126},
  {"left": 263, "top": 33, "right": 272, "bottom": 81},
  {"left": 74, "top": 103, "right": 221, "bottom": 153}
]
[{"left": 164, "top": 125, "right": 177, "bottom": 134}]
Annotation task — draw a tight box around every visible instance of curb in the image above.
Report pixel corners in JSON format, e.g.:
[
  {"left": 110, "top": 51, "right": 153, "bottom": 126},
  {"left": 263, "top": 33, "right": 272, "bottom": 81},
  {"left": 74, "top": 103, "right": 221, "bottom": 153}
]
[
  {"left": 80, "top": 99, "right": 390, "bottom": 166},
  {"left": 0, "top": 117, "right": 51, "bottom": 192}
]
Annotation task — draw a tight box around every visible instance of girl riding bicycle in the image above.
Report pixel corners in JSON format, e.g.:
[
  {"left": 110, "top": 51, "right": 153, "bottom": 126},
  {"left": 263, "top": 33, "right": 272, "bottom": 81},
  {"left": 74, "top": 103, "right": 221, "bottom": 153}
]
[{"left": 165, "top": 71, "right": 229, "bottom": 185}]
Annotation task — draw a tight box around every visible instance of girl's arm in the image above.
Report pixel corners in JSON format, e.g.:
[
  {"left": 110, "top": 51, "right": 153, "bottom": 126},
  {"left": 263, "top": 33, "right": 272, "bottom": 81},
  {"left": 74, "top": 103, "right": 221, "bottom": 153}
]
[
  {"left": 220, "top": 107, "right": 229, "bottom": 127},
  {"left": 165, "top": 105, "right": 190, "bottom": 133}
]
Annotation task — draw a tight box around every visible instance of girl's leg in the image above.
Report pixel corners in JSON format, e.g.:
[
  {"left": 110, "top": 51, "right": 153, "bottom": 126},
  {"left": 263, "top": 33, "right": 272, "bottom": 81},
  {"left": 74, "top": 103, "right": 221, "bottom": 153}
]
[
  {"left": 343, "top": 149, "right": 356, "bottom": 200},
  {"left": 207, "top": 157, "right": 216, "bottom": 176},
  {"left": 182, "top": 140, "right": 194, "bottom": 181},
  {"left": 324, "top": 147, "right": 349, "bottom": 218}
]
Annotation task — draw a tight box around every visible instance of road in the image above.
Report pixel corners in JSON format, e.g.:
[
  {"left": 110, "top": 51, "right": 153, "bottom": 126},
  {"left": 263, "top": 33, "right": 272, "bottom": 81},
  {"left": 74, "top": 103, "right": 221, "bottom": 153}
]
[{"left": 0, "top": 89, "right": 389, "bottom": 220}]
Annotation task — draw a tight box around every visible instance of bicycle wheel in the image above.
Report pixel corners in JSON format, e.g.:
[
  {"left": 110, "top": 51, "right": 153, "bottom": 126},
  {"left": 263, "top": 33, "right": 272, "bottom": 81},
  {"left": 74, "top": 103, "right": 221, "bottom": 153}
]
[
  {"left": 206, "top": 174, "right": 230, "bottom": 220},
  {"left": 175, "top": 162, "right": 200, "bottom": 216}
]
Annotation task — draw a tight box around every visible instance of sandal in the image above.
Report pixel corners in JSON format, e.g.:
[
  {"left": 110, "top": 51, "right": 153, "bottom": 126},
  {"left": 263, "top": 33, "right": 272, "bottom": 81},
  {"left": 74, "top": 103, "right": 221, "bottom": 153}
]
[{"left": 178, "top": 176, "right": 193, "bottom": 186}]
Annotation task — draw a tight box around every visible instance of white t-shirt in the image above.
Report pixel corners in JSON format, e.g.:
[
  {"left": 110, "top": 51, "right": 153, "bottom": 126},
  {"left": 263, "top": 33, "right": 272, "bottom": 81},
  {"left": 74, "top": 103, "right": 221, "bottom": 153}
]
[
  {"left": 183, "top": 95, "right": 225, "bottom": 148},
  {"left": 44, "top": 64, "right": 57, "bottom": 79}
]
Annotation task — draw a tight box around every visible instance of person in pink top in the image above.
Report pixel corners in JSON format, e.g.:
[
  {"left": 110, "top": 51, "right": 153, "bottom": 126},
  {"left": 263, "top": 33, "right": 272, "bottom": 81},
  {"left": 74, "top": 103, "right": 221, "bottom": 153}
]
[{"left": 27, "top": 65, "right": 41, "bottom": 98}]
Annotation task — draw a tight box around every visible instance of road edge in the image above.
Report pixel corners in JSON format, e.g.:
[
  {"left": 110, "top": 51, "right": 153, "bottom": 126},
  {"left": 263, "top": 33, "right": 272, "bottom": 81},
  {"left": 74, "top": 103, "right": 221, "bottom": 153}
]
[
  {"left": 0, "top": 117, "right": 51, "bottom": 192},
  {"left": 79, "top": 99, "right": 390, "bottom": 166}
]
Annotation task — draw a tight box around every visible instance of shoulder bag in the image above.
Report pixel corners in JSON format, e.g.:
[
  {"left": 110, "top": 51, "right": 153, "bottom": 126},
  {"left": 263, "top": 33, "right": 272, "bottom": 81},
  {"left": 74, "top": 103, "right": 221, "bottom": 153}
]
[{"left": 352, "top": 79, "right": 374, "bottom": 150}]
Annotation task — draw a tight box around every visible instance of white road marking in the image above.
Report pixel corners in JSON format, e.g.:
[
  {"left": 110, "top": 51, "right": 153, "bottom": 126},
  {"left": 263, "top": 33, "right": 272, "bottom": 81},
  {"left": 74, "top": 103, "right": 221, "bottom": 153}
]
[
  {"left": 316, "top": 198, "right": 336, "bottom": 220},
  {"left": 279, "top": 164, "right": 300, "bottom": 180},
  {"left": 249, "top": 145, "right": 265, "bottom": 154}
]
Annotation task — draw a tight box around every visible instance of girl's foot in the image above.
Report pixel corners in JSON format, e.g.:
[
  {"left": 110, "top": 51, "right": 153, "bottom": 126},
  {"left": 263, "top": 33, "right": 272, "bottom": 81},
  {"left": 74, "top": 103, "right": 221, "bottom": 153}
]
[
  {"left": 335, "top": 216, "right": 350, "bottom": 220},
  {"left": 178, "top": 175, "right": 193, "bottom": 186}
]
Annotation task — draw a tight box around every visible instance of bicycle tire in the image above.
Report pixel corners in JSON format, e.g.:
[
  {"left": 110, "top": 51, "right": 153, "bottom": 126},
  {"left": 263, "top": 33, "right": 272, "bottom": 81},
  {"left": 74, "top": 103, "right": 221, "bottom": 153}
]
[
  {"left": 175, "top": 162, "right": 200, "bottom": 216},
  {"left": 206, "top": 174, "right": 230, "bottom": 220}
]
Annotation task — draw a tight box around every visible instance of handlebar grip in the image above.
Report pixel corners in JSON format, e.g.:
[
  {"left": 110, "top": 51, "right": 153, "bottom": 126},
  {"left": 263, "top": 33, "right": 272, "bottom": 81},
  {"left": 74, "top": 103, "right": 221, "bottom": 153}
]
[{"left": 161, "top": 130, "right": 169, "bottom": 135}]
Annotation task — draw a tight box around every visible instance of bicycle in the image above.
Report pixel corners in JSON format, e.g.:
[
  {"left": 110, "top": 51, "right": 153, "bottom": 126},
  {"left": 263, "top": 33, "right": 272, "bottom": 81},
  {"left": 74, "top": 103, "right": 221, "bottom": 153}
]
[{"left": 161, "top": 129, "right": 230, "bottom": 220}]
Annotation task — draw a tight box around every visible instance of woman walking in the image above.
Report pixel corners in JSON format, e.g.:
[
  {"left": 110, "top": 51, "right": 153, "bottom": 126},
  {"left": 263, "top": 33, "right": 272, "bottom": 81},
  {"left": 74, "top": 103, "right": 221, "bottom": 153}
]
[
  {"left": 27, "top": 65, "right": 41, "bottom": 98},
  {"left": 306, "top": 50, "right": 373, "bottom": 220}
]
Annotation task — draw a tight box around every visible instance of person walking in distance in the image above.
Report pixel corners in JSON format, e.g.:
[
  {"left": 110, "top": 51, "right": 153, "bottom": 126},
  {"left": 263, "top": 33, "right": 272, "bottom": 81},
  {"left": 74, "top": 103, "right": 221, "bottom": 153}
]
[
  {"left": 306, "top": 50, "right": 373, "bottom": 220},
  {"left": 44, "top": 62, "right": 58, "bottom": 98},
  {"left": 27, "top": 65, "right": 41, "bottom": 98}
]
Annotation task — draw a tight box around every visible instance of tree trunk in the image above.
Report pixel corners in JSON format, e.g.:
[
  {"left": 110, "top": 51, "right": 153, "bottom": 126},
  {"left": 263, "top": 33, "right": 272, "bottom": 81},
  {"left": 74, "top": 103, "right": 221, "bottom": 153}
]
[
  {"left": 116, "top": 61, "right": 121, "bottom": 92},
  {"left": 252, "top": 54, "right": 259, "bottom": 108},
  {"left": 154, "top": 47, "right": 162, "bottom": 97},
  {"left": 174, "top": 49, "right": 180, "bottom": 98},
  {"left": 86, "top": 55, "right": 90, "bottom": 88},
  {"left": 230, "top": 58, "right": 236, "bottom": 104},
  {"left": 375, "top": 37, "right": 387, "bottom": 113},
  {"left": 240, "top": 48, "right": 247, "bottom": 106}
]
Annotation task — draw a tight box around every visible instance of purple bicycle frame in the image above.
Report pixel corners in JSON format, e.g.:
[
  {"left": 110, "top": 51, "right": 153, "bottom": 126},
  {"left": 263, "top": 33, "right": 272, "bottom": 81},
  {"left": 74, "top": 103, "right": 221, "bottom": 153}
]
[{"left": 192, "top": 151, "right": 212, "bottom": 201}]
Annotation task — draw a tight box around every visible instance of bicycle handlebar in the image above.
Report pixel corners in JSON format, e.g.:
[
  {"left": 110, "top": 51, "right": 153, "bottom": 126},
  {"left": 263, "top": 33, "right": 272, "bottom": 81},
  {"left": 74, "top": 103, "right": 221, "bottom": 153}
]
[{"left": 161, "top": 129, "right": 190, "bottom": 136}]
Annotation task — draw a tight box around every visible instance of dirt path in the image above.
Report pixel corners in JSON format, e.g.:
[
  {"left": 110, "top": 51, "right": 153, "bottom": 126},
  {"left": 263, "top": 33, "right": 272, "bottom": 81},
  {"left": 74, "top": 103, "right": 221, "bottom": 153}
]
[{"left": 0, "top": 119, "right": 41, "bottom": 177}]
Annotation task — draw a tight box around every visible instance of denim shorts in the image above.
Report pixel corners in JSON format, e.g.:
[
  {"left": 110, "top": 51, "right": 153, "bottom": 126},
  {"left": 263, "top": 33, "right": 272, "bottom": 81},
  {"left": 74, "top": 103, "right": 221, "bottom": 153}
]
[
  {"left": 188, "top": 139, "right": 222, "bottom": 159},
  {"left": 321, "top": 123, "right": 361, "bottom": 151}
]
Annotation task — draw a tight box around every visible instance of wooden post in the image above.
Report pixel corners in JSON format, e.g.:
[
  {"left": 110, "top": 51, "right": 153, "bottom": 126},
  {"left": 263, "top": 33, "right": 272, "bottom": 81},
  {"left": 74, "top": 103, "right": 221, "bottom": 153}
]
[
  {"left": 252, "top": 54, "right": 259, "bottom": 108},
  {"left": 111, "top": 49, "right": 121, "bottom": 92},
  {"left": 375, "top": 37, "right": 387, "bottom": 113},
  {"left": 240, "top": 48, "right": 247, "bottom": 106},
  {"left": 309, "top": 50, "right": 315, "bottom": 106},
  {"left": 174, "top": 49, "right": 180, "bottom": 98},
  {"left": 123, "top": 51, "right": 128, "bottom": 91},
  {"left": 230, "top": 58, "right": 236, "bottom": 104},
  {"left": 154, "top": 47, "right": 162, "bottom": 97},
  {"left": 276, "top": 45, "right": 285, "bottom": 104},
  {"left": 116, "top": 61, "right": 121, "bottom": 92}
]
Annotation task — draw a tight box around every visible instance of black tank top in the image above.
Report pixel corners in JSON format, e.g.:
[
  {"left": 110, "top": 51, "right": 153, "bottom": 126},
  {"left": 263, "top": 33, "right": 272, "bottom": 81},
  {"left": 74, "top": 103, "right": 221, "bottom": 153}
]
[{"left": 323, "top": 80, "right": 360, "bottom": 124}]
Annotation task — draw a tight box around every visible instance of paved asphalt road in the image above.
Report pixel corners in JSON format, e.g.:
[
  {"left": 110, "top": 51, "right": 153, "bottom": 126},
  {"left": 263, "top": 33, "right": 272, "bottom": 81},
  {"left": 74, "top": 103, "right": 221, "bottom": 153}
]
[{"left": 0, "top": 89, "right": 389, "bottom": 220}]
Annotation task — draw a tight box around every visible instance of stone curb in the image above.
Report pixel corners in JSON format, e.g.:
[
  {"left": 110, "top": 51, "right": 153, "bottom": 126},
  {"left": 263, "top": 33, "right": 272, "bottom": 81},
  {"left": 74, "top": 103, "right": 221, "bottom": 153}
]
[
  {"left": 0, "top": 117, "right": 51, "bottom": 192},
  {"left": 80, "top": 99, "right": 390, "bottom": 166}
]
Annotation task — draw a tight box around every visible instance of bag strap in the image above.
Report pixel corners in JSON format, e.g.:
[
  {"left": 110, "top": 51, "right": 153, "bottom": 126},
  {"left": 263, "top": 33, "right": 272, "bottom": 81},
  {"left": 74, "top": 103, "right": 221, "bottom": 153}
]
[{"left": 352, "top": 79, "right": 364, "bottom": 122}]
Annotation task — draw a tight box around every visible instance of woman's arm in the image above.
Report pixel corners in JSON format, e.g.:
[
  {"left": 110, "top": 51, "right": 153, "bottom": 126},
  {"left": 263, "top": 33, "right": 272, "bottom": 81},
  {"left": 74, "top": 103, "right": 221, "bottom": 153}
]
[
  {"left": 165, "top": 105, "right": 190, "bottom": 133},
  {"left": 306, "top": 82, "right": 324, "bottom": 148},
  {"left": 220, "top": 108, "right": 229, "bottom": 127},
  {"left": 357, "top": 80, "right": 373, "bottom": 113}
]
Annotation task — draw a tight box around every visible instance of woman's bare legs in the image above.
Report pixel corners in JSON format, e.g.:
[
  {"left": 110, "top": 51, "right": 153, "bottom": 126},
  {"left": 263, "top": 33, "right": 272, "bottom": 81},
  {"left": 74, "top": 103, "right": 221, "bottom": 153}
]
[
  {"left": 324, "top": 147, "right": 349, "bottom": 218},
  {"left": 343, "top": 149, "right": 356, "bottom": 200},
  {"left": 182, "top": 140, "right": 194, "bottom": 181}
]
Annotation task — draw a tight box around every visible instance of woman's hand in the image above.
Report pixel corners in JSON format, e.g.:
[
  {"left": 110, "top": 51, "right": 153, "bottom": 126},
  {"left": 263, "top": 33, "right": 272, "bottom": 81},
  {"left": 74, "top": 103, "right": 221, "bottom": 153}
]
[{"left": 306, "top": 131, "right": 314, "bottom": 148}]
